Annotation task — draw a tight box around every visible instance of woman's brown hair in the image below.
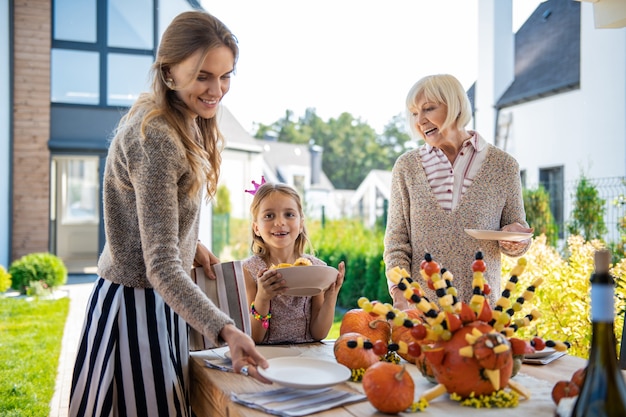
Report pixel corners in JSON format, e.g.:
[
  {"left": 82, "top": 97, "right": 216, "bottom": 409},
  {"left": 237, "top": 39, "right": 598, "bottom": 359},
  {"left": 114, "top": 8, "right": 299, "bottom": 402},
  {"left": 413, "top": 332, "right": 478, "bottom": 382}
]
[{"left": 129, "top": 11, "right": 239, "bottom": 199}]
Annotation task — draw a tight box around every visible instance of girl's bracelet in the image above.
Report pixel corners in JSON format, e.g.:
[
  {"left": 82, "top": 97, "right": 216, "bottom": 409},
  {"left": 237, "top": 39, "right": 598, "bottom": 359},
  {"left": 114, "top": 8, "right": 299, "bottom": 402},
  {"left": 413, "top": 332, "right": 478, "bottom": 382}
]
[{"left": 250, "top": 302, "right": 271, "bottom": 329}]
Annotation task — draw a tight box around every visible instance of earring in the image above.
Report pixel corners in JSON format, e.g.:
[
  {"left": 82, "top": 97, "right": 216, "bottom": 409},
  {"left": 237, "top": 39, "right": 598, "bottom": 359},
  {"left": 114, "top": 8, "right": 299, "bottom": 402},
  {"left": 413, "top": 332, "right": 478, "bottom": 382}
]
[{"left": 165, "top": 78, "right": 175, "bottom": 89}]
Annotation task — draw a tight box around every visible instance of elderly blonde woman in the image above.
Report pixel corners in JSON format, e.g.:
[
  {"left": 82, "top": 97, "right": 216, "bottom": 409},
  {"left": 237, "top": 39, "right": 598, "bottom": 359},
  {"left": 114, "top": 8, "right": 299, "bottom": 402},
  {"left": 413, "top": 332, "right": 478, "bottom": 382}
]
[{"left": 384, "top": 73, "right": 532, "bottom": 310}]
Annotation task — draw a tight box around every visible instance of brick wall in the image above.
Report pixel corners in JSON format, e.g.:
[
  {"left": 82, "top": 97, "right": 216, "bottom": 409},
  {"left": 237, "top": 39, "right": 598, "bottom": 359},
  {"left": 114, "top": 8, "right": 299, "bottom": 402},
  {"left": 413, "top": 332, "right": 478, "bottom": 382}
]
[{"left": 12, "top": 0, "right": 51, "bottom": 260}]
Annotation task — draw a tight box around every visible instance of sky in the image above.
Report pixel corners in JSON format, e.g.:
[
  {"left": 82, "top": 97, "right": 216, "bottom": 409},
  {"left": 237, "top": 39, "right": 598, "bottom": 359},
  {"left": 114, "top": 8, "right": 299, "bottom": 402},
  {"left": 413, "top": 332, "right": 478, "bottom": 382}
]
[{"left": 200, "top": 1, "right": 543, "bottom": 134}]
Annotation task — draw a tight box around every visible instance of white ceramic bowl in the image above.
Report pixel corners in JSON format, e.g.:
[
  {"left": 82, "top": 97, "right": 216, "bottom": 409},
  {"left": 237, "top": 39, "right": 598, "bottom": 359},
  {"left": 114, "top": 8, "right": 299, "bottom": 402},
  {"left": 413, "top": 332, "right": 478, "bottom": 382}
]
[{"left": 275, "top": 265, "right": 339, "bottom": 296}]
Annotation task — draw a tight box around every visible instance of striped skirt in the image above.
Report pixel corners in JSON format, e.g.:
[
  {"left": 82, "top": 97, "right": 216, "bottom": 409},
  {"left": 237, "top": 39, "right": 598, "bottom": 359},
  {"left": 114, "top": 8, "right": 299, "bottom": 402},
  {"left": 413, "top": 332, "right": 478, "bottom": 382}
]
[{"left": 69, "top": 278, "right": 191, "bottom": 417}]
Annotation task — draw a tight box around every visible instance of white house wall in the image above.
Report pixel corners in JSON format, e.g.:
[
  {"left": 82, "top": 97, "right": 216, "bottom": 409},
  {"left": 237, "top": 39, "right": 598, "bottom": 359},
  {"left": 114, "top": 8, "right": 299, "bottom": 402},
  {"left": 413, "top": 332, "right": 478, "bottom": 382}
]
[
  {"left": 507, "top": 3, "right": 625, "bottom": 185},
  {"left": 219, "top": 148, "right": 264, "bottom": 219}
]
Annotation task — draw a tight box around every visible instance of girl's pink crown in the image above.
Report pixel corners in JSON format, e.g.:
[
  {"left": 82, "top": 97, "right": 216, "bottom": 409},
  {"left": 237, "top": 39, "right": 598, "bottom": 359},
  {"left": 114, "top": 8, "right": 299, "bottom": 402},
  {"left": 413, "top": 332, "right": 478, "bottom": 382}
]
[{"left": 245, "top": 176, "right": 266, "bottom": 195}]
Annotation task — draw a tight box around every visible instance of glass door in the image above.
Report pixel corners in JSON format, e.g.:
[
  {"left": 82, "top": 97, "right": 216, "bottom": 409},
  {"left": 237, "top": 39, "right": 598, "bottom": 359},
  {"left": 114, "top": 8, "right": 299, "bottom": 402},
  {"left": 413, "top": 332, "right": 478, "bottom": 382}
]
[{"left": 51, "top": 156, "right": 100, "bottom": 273}]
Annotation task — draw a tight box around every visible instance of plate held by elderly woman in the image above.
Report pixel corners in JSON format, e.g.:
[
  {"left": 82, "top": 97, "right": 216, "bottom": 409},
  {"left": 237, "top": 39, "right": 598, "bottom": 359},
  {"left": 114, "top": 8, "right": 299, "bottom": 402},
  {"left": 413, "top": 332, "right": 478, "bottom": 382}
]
[
  {"left": 274, "top": 265, "right": 339, "bottom": 296},
  {"left": 464, "top": 229, "right": 533, "bottom": 242}
]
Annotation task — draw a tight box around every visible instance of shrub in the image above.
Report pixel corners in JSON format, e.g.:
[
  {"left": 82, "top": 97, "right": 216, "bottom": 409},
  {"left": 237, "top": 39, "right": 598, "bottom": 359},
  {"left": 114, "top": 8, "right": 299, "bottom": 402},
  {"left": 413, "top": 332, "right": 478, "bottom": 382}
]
[
  {"left": 0, "top": 265, "right": 11, "bottom": 293},
  {"left": 523, "top": 185, "right": 559, "bottom": 247},
  {"left": 310, "top": 219, "right": 389, "bottom": 308},
  {"left": 502, "top": 235, "right": 625, "bottom": 359},
  {"left": 567, "top": 175, "right": 607, "bottom": 241},
  {"left": 9, "top": 252, "right": 68, "bottom": 295}
]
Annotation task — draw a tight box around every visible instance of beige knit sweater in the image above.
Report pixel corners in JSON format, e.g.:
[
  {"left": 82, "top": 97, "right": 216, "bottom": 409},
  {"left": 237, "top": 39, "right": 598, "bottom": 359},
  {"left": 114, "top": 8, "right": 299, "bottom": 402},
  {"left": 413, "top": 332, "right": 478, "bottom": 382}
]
[
  {"left": 384, "top": 144, "right": 530, "bottom": 305},
  {"left": 97, "top": 103, "right": 234, "bottom": 347}
]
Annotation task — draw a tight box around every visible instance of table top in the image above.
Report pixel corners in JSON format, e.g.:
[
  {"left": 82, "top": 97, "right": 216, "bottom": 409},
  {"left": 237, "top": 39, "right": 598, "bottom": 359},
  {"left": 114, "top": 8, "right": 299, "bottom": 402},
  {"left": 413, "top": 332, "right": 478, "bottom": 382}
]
[{"left": 189, "top": 341, "right": 588, "bottom": 417}]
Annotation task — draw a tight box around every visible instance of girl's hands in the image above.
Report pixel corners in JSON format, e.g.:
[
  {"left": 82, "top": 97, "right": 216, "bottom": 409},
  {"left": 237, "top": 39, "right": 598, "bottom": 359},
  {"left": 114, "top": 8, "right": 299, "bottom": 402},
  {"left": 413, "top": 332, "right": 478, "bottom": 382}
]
[
  {"left": 255, "top": 268, "right": 288, "bottom": 301},
  {"left": 324, "top": 261, "right": 345, "bottom": 297}
]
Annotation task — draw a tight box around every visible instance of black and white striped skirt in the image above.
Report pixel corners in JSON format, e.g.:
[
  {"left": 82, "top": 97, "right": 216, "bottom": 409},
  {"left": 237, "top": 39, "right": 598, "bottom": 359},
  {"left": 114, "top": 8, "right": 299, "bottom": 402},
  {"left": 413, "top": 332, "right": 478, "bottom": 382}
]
[{"left": 69, "top": 277, "right": 191, "bottom": 417}]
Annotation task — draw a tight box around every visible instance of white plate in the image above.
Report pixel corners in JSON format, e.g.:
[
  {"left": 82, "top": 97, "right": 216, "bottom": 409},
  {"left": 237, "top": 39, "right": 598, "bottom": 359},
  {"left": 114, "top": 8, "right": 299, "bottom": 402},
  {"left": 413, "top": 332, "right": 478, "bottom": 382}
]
[
  {"left": 275, "top": 265, "right": 339, "bottom": 296},
  {"left": 464, "top": 229, "right": 533, "bottom": 242},
  {"left": 225, "top": 345, "right": 301, "bottom": 360},
  {"left": 524, "top": 347, "right": 556, "bottom": 359},
  {"left": 258, "top": 357, "right": 351, "bottom": 389}
]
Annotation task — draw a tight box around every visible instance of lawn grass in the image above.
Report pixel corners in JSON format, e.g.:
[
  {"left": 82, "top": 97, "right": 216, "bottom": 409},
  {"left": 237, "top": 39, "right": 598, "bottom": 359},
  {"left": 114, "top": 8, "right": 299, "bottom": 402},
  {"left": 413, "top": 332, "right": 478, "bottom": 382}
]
[{"left": 0, "top": 296, "right": 69, "bottom": 417}]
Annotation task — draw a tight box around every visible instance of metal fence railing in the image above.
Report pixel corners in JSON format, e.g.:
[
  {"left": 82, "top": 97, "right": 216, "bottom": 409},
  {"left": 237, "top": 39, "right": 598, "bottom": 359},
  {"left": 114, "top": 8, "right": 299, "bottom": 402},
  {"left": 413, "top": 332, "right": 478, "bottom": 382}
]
[{"left": 533, "top": 176, "right": 626, "bottom": 245}]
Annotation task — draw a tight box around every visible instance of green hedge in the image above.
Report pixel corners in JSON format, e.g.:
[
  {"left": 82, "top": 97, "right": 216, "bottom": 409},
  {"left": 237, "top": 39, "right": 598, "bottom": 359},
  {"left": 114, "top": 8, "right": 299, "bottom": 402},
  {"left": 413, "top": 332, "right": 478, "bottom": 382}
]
[{"left": 310, "top": 220, "right": 390, "bottom": 308}]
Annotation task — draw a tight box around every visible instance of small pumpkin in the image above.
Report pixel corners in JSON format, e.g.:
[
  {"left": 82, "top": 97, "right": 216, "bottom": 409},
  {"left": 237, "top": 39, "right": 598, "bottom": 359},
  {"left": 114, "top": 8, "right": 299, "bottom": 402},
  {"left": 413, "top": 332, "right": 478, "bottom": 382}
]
[
  {"left": 333, "top": 332, "right": 380, "bottom": 370},
  {"left": 340, "top": 308, "right": 391, "bottom": 343},
  {"left": 362, "top": 362, "right": 415, "bottom": 414}
]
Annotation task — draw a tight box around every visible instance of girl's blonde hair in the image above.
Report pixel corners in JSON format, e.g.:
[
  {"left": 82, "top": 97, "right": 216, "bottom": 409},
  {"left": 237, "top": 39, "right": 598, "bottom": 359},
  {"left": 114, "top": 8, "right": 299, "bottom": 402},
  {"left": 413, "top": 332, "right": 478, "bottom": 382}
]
[
  {"left": 405, "top": 74, "right": 472, "bottom": 141},
  {"left": 249, "top": 182, "right": 312, "bottom": 263},
  {"left": 126, "top": 11, "right": 238, "bottom": 199}
]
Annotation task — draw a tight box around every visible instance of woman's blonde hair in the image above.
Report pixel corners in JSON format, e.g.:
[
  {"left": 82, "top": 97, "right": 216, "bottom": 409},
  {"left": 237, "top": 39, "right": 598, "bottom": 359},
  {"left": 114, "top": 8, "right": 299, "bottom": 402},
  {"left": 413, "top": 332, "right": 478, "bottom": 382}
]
[
  {"left": 405, "top": 74, "right": 472, "bottom": 141},
  {"left": 127, "top": 11, "right": 238, "bottom": 199},
  {"left": 249, "top": 182, "right": 312, "bottom": 263}
]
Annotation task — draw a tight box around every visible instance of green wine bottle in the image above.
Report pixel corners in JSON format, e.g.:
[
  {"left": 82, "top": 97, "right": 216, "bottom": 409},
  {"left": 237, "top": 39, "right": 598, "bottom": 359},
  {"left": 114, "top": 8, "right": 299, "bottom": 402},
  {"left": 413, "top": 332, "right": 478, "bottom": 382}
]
[{"left": 571, "top": 249, "right": 626, "bottom": 416}]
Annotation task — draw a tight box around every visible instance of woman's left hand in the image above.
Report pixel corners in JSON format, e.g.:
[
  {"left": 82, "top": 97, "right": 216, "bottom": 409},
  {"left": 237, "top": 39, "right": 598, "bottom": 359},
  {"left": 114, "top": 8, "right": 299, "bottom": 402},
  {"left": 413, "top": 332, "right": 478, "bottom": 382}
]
[
  {"left": 194, "top": 241, "right": 220, "bottom": 279},
  {"left": 499, "top": 222, "right": 534, "bottom": 251}
]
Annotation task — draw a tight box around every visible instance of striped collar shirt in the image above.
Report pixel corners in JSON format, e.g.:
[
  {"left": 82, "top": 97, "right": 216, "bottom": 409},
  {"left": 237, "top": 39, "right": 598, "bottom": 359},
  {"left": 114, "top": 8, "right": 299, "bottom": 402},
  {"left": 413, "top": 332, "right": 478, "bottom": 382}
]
[{"left": 419, "top": 131, "right": 488, "bottom": 211}]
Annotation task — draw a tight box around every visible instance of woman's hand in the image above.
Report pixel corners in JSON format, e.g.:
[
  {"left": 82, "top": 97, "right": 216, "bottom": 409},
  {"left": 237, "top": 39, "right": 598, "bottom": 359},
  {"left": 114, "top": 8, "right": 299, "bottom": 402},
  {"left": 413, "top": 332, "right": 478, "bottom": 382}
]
[
  {"left": 194, "top": 241, "right": 220, "bottom": 279},
  {"left": 499, "top": 222, "right": 534, "bottom": 252},
  {"left": 219, "top": 324, "right": 271, "bottom": 383},
  {"left": 391, "top": 286, "right": 411, "bottom": 311},
  {"left": 256, "top": 268, "right": 288, "bottom": 301}
]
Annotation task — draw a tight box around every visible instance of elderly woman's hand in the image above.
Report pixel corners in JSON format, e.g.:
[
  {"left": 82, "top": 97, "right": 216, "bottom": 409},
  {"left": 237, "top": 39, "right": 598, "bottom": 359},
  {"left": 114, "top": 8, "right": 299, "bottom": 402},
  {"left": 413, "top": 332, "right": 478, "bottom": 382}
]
[{"left": 499, "top": 222, "right": 534, "bottom": 253}]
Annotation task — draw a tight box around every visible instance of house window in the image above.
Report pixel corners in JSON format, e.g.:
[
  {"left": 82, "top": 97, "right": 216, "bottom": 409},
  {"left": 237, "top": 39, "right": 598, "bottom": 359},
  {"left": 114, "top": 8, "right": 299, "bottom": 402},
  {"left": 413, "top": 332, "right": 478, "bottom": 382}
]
[
  {"left": 53, "top": 0, "right": 97, "bottom": 42},
  {"left": 107, "top": 53, "right": 153, "bottom": 106},
  {"left": 51, "top": 0, "right": 155, "bottom": 107},
  {"left": 539, "top": 166, "right": 564, "bottom": 238},
  {"left": 293, "top": 175, "right": 305, "bottom": 196},
  {"left": 108, "top": 0, "right": 154, "bottom": 49},
  {"left": 58, "top": 157, "right": 100, "bottom": 224},
  {"left": 51, "top": 49, "right": 100, "bottom": 104}
]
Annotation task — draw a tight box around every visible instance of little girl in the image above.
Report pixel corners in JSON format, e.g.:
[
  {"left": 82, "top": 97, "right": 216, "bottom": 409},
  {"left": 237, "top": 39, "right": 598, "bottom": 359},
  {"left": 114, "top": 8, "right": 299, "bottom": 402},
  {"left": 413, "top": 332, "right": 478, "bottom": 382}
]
[{"left": 243, "top": 181, "right": 345, "bottom": 344}]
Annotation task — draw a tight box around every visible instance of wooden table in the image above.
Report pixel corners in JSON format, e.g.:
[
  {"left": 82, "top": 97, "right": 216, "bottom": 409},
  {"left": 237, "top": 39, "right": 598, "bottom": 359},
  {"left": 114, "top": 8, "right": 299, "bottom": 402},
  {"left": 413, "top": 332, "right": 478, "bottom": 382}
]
[{"left": 189, "top": 342, "right": 588, "bottom": 417}]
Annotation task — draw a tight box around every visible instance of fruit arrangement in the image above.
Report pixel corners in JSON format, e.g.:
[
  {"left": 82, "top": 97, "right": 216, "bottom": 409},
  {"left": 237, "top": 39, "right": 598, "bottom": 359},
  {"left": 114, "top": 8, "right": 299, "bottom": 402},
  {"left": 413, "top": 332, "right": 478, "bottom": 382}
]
[
  {"left": 268, "top": 257, "right": 312, "bottom": 269},
  {"left": 335, "top": 252, "right": 570, "bottom": 412}
]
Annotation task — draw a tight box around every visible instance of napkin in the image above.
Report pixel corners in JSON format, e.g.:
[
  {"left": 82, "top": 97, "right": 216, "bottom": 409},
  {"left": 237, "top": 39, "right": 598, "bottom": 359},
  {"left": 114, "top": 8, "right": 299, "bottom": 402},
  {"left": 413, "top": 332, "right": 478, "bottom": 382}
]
[
  {"left": 522, "top": 351, "right": 567, "bottom": 365},
  {"left": 231, "top": 387, "right": 366, "bottom": 416}
]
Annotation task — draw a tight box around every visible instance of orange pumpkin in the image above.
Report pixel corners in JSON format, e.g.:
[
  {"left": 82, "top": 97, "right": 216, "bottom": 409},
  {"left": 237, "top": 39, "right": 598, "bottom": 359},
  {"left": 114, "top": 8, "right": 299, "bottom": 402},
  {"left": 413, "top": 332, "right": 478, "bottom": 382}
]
[
  {"left": 362, "top": 362, "right": 415, "bottom": 414},
  {"left": 390, "top": 309, "right": 424, "bottom": 364},
  {"left": 333, "top": 332, "right": 380, "bottom": 370},
  {"left": 340, "top": 308, "right": 391, "bottom": 343}
]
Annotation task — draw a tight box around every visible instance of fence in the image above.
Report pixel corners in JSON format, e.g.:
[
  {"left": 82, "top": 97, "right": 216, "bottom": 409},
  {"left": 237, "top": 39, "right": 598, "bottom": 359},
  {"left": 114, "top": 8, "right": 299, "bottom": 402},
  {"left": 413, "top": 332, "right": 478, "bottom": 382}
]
[{"left": 542, "top": 176, "right": 625, "bottom": 245}]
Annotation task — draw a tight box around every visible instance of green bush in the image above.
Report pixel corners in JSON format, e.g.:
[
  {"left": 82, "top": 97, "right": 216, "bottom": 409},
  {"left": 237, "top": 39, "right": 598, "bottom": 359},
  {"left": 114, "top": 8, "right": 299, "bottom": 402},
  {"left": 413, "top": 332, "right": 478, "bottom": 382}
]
[
  {"left": 310, "top": 220, "right": 389, "bottom": 308},
  {"left": 0, "top": 265, "right": 11, "bottom": 293},
  {"left": 502, "top": 234, "right": 625, "bottom": 359},
  {"left": 523, "top": 185, "right": 559, "bottom": 247},
  {"left": 567, "top": 174, "right": 607, "bottom": 241},
  {"left": 9, "top": 253, "right": 67, "bottom": 295}
]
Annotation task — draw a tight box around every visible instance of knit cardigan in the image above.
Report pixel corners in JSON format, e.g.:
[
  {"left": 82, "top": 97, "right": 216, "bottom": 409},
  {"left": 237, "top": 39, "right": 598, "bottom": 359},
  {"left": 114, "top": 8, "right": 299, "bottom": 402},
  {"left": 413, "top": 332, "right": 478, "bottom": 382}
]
[
  {"left": 97, "top": 103, "right": 234, "bottom": 347},
  {"left": 383, "top": 144, "right": 530, "bottom": 305}
]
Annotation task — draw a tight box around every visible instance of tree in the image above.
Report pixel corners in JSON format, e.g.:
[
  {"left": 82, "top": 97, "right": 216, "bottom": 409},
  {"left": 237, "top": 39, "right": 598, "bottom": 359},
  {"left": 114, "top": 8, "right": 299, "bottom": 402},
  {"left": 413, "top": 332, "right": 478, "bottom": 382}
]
[
  {"left": 214, "top": 184, "right": 231, "bottom": 215},
  {"left": 523, "top": 185, "right": 559, "bottom": 247},
  {"left": 212, "top": 185, "right": 231, "bottom": 257},
  {"left": 254, "top": 109, "right": 413, "bottom": 189},
  {"left": 567, "top": 174, "right": 607, "bottom": 241}
]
